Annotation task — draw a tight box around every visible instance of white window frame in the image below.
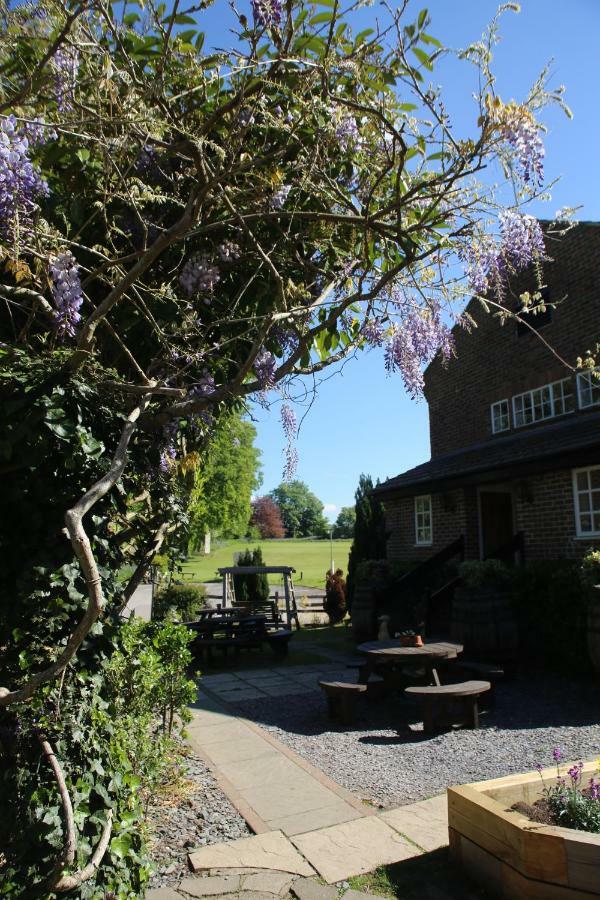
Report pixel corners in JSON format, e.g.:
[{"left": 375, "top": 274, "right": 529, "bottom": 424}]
[
  {"left": 414, "top": 494, "right": 433, "bottom": 546},
  {"left": 577, "top": 368, "right": 600, "bottom": 409},
  {"left": 572, "top": 466, "right": 600, "bottom": 538},
  {"left": 512, "top": 378, "right": 574, "bottom": 428},
  {"left": 490, "top": 399, "right": 510, "bottom": 434}
]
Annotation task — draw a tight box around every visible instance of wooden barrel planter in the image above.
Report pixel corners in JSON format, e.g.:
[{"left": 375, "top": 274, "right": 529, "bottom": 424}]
[
  {"left": 587, "top": 587, "right": 600, "bottom": 674},
  {"left": 451, "top": 586, "right": 518, "bottom": 662},
  {"left": 351, "top": 584, "right": 377, "bottom": 642}
]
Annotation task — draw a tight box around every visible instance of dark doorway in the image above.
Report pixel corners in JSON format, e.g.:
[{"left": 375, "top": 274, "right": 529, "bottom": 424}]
[{"left": 479, "top": 490, "right": 514, "bottom": 560}]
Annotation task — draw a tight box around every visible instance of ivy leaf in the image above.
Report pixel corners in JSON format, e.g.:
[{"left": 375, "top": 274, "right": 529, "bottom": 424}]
[{"left": 110, "top": 832, "right": 133, "bottom": 859}]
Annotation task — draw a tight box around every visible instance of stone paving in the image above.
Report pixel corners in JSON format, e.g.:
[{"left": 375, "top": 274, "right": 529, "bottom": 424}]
[{"left": 147, "top": 661, "right": 453, "bottom": 899}]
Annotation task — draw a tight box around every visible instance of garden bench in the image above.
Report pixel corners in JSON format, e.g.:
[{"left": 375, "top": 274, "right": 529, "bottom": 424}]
[
  {"left": 318, "top": 680, "right": 367, "bottom": 725},
  {"left": 451, "top": 660, "right": 504, "bottom": 709},
  {"left": 185, "top": 614, "right": 292, "bottom": 662},
  {"left": 405, "top": 680, "right": 491, "bottom": 733}
]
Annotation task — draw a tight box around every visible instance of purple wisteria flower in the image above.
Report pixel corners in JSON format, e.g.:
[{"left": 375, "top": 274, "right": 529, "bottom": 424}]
[
  {"left": 280, "top": 403, "right": 298, "bottom": 480},
  {"left": 53, "top": 45, "right": 79, "bottom": 112},
  {"left": 218, "top": 240, "right": 240, "bottom": 262},
  {"left": 362, "top": 318, "right": 386, "bottom": 347},
  {"left": 189, "top": 369, "right": 216, "bottom": 399},
  {"left": 384, "top": 309, "right": 454, "bottom": 399},
  {"left": 179, "top": 254, "right": 220, "bottom": 297},
  {"left": 252, "top": 0, "right": 283, "bottom": 27},
  {"left": 498, "top": 210, "right": 545, "bottom": 268},
  {"left": 0, "top": 115, "right": 50, "bottom": 242},
  {"left": 335, "top": 116, "right": 360, "bottom": 151},
  {"left": 239, "top": 108, "right": 255, "bottom": 127},
  {"left": 50, "top": 251, "right": 84, "bottom": 339},
  {"left": 499, "top": 104, "right": 545, "bottom": 188},
  {"left": 270, "top": 184, "right": 291, "bottom": 210},
  {"left": 272, "top": 326, "right": 299, "bottom": 354},
  {"left": 461, "top": 212, "right": 545, "bottom": 298},
  {"left": 254, "top": 348, "right": 276, "bottom": 390}
]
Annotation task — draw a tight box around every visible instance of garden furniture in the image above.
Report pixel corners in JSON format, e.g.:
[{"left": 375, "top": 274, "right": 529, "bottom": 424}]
[
  {"left": 405, "top": 680, "right": 491, "bottom": 733},
  {"left": 451, "top": 660, "right": 504, "bottom": 709},
  {"left": 356, "top": 639, "right": 463, "bottom": 688},
  {"left": 318, "top": 680, "right": 367, "bottom": 725},
  {"left": 185, "top": 613, "right": 292, "bottom": 662}
]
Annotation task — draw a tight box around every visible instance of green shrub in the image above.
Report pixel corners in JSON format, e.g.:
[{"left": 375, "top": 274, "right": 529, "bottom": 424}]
[
  {"left": 581, "top": 549, "right": 600, "bottom": 588},
  {"left": 511, "top": 560, "right": 590, "bottom": 674},
  {"left": 458, "top": 558, "right": 512, "bottom": 588},
  {"left": 233, "top": 547, "right": 270, "bottom": 605},
  {"left": 152, "top": 583, "right": 206, "bottom": 621},
  {"left": 324, "top": 569, "right": 346, "bottom": 624}
]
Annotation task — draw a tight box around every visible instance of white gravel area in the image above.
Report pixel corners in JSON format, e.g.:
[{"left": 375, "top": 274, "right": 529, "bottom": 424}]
[
  {"left": 233, "top": 674, "right": 600, "bottom": 809},
  {"left": 147, "top": 746, "right": 251, "bottom": 889}
]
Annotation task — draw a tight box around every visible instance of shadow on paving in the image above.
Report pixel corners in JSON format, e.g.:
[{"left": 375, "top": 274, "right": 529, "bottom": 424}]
[
  {"left": 232, "top": 673, "right": 600, "bottom": 738},
  {"left": 355, "top": 848, "right": 492, "bottom": 900}
]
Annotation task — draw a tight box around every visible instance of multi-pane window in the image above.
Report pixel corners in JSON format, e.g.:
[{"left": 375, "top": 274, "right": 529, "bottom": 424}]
[
  {"left": 414, "top": 494, "right": 433, "bottom": 545},
  {"left": 572, "top": 467, "right": 600, "bottom": 537},
  {"left": 512, "top": 378, "right": 573, "bottom": 427},
  {"left": 577, "top": 368, "right": 600, "bottom": 409},
  {"left": 491, "top": 399, "right": 510, "bottom": 434}
]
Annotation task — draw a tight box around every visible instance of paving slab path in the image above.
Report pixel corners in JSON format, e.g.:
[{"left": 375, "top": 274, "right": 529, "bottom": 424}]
[{"left": 151, "top": 678, "right": 449, "bottom": 892}]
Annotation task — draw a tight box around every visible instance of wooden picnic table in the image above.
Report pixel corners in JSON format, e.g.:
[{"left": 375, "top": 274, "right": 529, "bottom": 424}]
[{"left": 356, "top": 640, "right": 463, "bottom": 687}]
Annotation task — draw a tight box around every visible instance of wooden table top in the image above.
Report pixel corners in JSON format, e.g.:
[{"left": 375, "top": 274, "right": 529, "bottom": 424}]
[{"left": 357, "top": 640, "right": 463, "bottom": 661}]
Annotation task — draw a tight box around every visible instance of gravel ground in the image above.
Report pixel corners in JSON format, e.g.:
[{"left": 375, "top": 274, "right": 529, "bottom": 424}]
[
  {"left": 234, "top": 674, "right": 600, "bottom": 809},
  {"left": 146, "top": 746, "right": 251, "bottom": 889}
]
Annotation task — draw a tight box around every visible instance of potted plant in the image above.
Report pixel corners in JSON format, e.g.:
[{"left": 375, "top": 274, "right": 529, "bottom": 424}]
[
  {"left": 397, "top": 628, "right": 423, "bottom": 647},
  {"left": 581, "top": 549, "right": 600, "bottom": 674},
  {"left": 452, "top": 559, "right": 517, "bottom": 661}
]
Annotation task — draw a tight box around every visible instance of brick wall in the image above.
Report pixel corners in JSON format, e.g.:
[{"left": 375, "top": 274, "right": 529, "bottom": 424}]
[
  {"left": 386, "top": 488, "right": 469, "bottom": 562},
  {"left": 386, "top": 467, "right": 600, "bottom": 564},
  {"left": 515, "top": 468, "right": 600, "bottom": 560},
  {"left": 424, "top": 223, "right": 600, "bottom": 458}
]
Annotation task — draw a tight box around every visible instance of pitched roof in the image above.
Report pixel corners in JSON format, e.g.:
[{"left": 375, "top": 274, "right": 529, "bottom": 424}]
[{"left": 375, "top": 411, "right": 600, "bottom": 498}]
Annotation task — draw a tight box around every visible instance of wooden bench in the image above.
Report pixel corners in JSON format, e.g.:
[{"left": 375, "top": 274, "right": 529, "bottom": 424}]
[
  {"left": 405, "top": 680, "right": 491, "bottom": 733},
  {"left": 451, "top": 661, "right": 504, "bottom": 709},
  {"left": 319, "top": 681, "right": 367, "bottom": 725},
  {"left": 185, "top": 614, "right": 292, "bottom": 662}
]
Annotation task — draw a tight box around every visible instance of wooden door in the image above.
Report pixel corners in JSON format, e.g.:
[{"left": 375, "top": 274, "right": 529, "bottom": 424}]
[{"left": 479, "top": 491, "right": 514, "bottom": 560}]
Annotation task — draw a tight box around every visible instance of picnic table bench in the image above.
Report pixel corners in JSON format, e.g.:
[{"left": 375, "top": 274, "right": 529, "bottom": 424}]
[
  {"left": 405, "top": 680, "right": 491, "bottom": 733},
  {"left": 185, "top": 612, "right": 292, "bottom": 662}
]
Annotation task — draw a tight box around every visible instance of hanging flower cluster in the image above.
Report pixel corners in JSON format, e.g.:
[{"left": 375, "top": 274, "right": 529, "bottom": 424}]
[
  {"left": 53, "top": 45, "right": 79, "bottom": 112},
  {"left": 254, "top": 348, "right": 277, "bottom": 389},
  {"left": 218, "top": 240, "right": 240, "bottom": 262},
  {"left": 189, "top": 369, "right": 216, "bottom": 398},
  {"left": 496, "top": 101, "right": 545, "bottom": 188},
  {"left": 179, "top": 253, "right": 220, "bottom": 297},
  {"left": 50, "top": 251, "right": 84, "bottom": 339},
  {"left": 361, "top": 318, "right": 386, "bottom": 347},
  {"left": 0, "top": 115, "right": 49, "bottom": 242},
  {"left": 252, "top": 0, "right": 283, "bottom": 27},
  {"left": 159, "top": 421, "right": 178, "bottom": 473},
  {"left": 280, "top": 403, "right": 298, "bottom": 480},
  {"left": 335, "top": 116, "right": 360, "bottom": 151},
  {"left": 462, "top": 212, "right": 545, "bottom": 298},
  {"left": 384, "top": 309, "right": 454, "bottom": 398},
  {"left": 270, "top": 184, "right": 291, "bottom": 210}
]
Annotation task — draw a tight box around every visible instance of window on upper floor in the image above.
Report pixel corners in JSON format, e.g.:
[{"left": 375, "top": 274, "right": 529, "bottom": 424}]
[
  {"left": 577, "top": 368, "right": 600, "bottom": 409},
  {"left": 414, "top": 494, "right": 433, "bottom": 545},
  {"left": 491, "top": 399, "right": 510, "bottom": 434},
  {"left": 512, "top": 378, "right": 574, "bottom": 428},
  {"left": 572, "top": 466, "right": 600, "bottom": 537}
]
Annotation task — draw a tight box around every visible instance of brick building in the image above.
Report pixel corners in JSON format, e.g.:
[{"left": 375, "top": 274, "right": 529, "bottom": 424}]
[{"left": 375, "top": 222, "right": 600, "bottom": 564}]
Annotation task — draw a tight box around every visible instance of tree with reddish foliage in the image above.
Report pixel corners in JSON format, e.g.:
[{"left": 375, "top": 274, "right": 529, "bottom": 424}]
[{"left": 251, "top": 496, "right": 286, "bottom": 539}]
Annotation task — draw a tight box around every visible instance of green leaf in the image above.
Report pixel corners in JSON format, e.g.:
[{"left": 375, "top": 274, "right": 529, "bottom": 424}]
[
  {"left": 110, "top": 833, "right": 133, "bottom": 859},
  {"left": 418, "top": 8, "right": 429, "bottom": 29},
  {"left": 310, "top": 12, "right": 333, "bottom": 24},
  {"left": 412, "top": 47, "right": 433, "bottom": 70}
]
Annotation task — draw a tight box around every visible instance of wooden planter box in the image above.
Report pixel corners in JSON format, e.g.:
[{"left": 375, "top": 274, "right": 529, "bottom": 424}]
[{"left": 448, "top": 762, "right": 600, "bottom": 899}]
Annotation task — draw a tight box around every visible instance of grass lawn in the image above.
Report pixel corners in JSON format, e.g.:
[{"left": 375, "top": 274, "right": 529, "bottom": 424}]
[{"left": 181, "top": 538, "right": 352, "bottom": 588}]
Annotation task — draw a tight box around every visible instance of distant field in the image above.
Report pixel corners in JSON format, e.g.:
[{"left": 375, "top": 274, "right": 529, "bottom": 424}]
[{"left": 181, "top": 538, "right": 352, "bottom": 588}]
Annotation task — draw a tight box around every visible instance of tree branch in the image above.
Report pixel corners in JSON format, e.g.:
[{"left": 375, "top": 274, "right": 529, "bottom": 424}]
[{"left": 0, "top": 397, "right": 151, "bottom": 707}]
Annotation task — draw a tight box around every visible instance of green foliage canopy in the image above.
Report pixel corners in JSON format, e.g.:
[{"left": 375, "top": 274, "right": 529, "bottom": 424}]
[{"left": 270, "top": 479, "right": 329, "bottom": 537}]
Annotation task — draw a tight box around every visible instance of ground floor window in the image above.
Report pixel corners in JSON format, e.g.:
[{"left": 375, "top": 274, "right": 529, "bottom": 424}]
[
  {"left": 414, "top": 494, "right": 433, "bottom": 545},
  {"left": 572, "top": 466, "right": 600, "bottom": 537}
]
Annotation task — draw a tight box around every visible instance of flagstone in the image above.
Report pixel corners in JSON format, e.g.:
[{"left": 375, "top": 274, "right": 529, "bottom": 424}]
[{"left": 189, "top": 831, "right": 315, "bottom": 877}]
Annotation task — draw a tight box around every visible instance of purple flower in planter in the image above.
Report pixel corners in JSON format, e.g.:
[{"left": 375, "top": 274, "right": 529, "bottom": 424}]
[
  {"left": 535, "top": 763, "right": 544, "bottom": 773},
  {"left": 552, "top": 748, "right": 562, "bottom": 763},
  {"left": 568, "top": 765, "right": 581, "bottom": 784}
]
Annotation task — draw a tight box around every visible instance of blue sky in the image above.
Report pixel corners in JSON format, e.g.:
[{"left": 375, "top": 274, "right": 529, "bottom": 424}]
[{"left": 203, "top": 0, "right": 600, "bottom": 520}]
